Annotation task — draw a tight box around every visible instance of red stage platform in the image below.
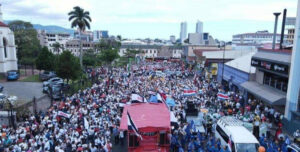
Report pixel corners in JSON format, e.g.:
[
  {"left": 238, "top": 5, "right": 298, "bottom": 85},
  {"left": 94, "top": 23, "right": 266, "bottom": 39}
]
[{"left": 120, "top": 103, "right": 171, "bottom": 152}]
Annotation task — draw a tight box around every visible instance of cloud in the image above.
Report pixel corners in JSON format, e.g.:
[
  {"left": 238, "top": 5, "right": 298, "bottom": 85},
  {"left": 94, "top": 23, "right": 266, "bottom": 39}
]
[{"left": 1, "top": 0, "right": 298, "bottom": 40}]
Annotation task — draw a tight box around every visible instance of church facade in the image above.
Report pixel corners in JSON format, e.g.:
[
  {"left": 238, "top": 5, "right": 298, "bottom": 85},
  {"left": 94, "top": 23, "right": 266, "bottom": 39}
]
[{"left": 0, "top": 4, "right": 18, "bottom": 73}]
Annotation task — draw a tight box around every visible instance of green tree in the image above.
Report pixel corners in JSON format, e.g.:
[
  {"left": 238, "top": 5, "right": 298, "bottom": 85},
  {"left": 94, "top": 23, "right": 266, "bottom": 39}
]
[
  {"left": 8, "top": 20, "right": 41, "bottom": 64},
  {"left": 36, "top": 47, "right": 55, "bottom": 71},
  {"left": 68, "top": 6, "right": 92, "bottom": 68},
  {"left": 117, "top": 35, "right": 122, "bottom": 41},
  {"left": 56, "top": 51, "right": 81, "bottom": 83},
  {"left": 52, "top": 42, "right": 63, "bottom": 54},
  {"left": 83, "top": 49, "right": 97, "bottom": 67},
  {"left": 98, "top": 48, "right": 119, "bottom": 66},
  {"left": 96, "top": 39, "right": 121, "bottom": 51}
]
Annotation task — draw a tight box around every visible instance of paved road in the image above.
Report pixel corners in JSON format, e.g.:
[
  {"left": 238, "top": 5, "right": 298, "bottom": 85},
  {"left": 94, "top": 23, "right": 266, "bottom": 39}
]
[{"left": 0, "top": 82, "right": 44, "bottom": 101}]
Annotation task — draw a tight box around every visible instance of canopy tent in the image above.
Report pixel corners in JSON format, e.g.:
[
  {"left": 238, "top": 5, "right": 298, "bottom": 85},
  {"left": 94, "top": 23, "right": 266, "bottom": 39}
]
[{"left": 120, "top": 103, "right": 171, "bottom": 132}]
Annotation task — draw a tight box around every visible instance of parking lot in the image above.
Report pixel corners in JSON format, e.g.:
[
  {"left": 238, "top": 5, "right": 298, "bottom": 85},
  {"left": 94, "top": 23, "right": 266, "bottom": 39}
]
[{"left": 1, "top": 82, "right": 44, "bottom": 101}]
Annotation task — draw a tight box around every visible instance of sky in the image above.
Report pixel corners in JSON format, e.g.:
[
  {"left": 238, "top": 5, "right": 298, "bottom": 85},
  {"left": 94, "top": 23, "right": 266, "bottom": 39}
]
[{"left": 1, "top": 0, "right": 298, "bottom": 41}]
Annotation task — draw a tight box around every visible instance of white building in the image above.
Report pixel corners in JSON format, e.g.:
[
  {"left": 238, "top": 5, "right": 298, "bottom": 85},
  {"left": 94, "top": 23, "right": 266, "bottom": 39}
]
[
  {"left": 0, "top": 5, "right": 18, "bottom": 73},
  {"left": 180, "top": 22, "right": 187, "bottom": 43},
  {"left": 232, "top": 30, "right": 284, "bottom": 45},
  {"left": 170, "top": 35, "right": 176, "bottom": 43},
  {"left": 37, "top": 30, "right": 71, "bottom": 54},
  {"left": 65, "top": 40, "right": 95, "bottom": 56},
  {"left": 188, "top": 33, "right": 202, "bottom": 45},
  {"left": 196, "top": 20, "right": 203, "bottom": 34}
]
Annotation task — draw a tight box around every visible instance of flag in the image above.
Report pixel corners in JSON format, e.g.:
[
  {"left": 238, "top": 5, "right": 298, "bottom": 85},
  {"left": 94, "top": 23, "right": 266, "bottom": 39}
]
[
  {"left": 131, "top": 94, "right": 144, "bottom": 103},
  {"left": 127, "top": 111, "right": 142, "bottom": 140},
  {"left": 57, "top": 111, "right": 71, "bottom": 118},
  {"left": 84, "top": 117, "right": 89, "bottom": 129},
  {"left": 217, "top": 92, "right": 229, "bottom": 100},
  {"left": 156, "top": 93, "right": 164, "bottom": 102},
  {"left": 183, "top": 90, "right": 197, "bottom": 96}
]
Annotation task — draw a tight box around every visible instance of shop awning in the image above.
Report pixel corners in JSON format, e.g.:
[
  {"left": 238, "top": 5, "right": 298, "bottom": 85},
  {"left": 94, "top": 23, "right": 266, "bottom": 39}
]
[{"left": 241, "top": 81, "right": 286, "bottom": 106}]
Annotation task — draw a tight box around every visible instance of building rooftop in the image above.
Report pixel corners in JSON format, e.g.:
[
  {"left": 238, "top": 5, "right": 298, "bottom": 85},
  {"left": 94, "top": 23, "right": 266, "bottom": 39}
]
[
  {"left": 252, "top": 51, "right": 291, "bottom": 65},
  {"left": 0, "top": 21, "right": 8, "bottom": 27},
  {"left": 225, "top": 52, "right": 256, "bottom": 73},
  {"left": 202, "top": 50, "right": 255, "bottom": 60}
]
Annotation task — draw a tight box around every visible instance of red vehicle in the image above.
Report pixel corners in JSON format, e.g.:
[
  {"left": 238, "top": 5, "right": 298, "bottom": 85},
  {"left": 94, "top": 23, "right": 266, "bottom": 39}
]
[{"left": 120, "top": 103, "right": 171, "bottom": 152}]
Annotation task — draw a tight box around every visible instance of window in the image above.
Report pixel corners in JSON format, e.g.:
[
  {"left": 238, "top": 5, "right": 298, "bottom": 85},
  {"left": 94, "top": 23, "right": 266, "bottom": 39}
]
[
  {"left": 3, "top": 38, "right": 7, "bottom": 58},
  {"left": 150, "top": 50, "right": 152, "bottom": 53},
  {"left": 263, "top": 72, "right": 288, "bottom": 92}
]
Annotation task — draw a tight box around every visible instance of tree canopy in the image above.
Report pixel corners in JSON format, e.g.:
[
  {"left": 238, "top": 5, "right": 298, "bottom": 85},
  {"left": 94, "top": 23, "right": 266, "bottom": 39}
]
[
  {"left": 56, "top": 51, "right": 81, "bottom": 82},
  {"left": 8, "top": 20, "right": 41, "bottom": 64},
  {"left": 35, "top": 47, "right": 55, "bottom": 71},
  {"left": 98, "top": 48, "right": 119, "bottom": 65}
]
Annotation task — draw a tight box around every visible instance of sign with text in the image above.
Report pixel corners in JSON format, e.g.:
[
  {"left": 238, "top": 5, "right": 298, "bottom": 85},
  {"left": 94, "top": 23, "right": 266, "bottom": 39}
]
[{"left": 251, "top": 58, "right": 289, "bottom": 75}]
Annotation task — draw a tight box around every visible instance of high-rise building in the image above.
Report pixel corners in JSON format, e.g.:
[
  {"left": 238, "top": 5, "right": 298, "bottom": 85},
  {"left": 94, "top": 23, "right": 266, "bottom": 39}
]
[
  {"left": 196, "top": 20, "right": 203, "bottom": 34},
  {"left": 180, "top": 22, "right": 187, "bottom": 43},
  {"left": 170, "top": 35, "right": 176, "bottom": 43}
]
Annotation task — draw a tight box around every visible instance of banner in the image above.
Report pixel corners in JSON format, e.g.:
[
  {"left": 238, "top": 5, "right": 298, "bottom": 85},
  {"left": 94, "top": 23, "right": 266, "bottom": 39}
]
[{"left": 57, "top": 111, "right": 71, "bottom": 118}]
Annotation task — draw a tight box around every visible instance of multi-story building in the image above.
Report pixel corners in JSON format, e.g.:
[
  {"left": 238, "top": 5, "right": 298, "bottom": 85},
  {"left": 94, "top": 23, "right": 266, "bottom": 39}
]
[
  {"left": 188, "top": 33, "right": 202, "bottom": 45},
  {"left": 37, "top": 30, "right": 71, "bottom": 54},
  {"left": 119, "top": 45, "right": 183, "bottom": 59},
  {"left": 196, "top": 20, "right": 203, "bottom": 34},
  {"left": 170, "top": 35, "right": 176, "bottom": 43},
  {"left": 232, "top": 30, "right": 284, "bottom": 45},
  {"left": 65, "top": 40, "right": 95, "bottom": 56},
  {"left": 180, "top": 22, "right": 187, "bottom": 43},
  {"left": 93, "top": 30, "right": 109, "bottom": 42},
  {"left": 287, "top": 28, "right": 295, "bottom": 45}
]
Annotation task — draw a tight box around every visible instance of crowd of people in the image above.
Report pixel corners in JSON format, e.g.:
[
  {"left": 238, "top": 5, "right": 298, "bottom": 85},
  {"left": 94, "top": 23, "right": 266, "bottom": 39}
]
[{"left": 0, "top": 61, "right": 298, "bottom": 152}]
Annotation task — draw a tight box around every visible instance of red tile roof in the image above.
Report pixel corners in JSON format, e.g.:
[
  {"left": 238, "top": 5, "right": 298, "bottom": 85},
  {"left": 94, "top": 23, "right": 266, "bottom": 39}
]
[{"left": 0, "top": 21, "right": 8, "bottom": 27}]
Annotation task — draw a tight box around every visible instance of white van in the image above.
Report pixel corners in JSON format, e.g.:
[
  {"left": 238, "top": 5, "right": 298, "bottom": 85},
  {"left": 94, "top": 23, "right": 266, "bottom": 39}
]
[{"left": 215, "top": 116, "right": 259, "bottom": 152}]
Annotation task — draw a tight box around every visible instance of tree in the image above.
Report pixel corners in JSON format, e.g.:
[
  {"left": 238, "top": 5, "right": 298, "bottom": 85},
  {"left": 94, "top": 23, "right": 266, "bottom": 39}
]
[
  {"left": 36, "top": 47, "right": 55, "bottom": 71},
  {"left": 184, "top": 38, "right": 189, "bottom": 44},
  {"left": 52, "top": 42, "right": 63, "bottom": 54},
  {"left": 8, "top": 20, "right": 41, "bottom": 64},
  {"left": 83, "top": 49, "right": 97, "bottom": 67},
  {"left": 68, "top": 6, "right": 92, "bottom": 68},
  {"left": 56, "top": 51, "right": 81, "bottom": 83},
  {"left": 117, "top": 35, "right": 122, "bottom": 41},
  {"left": 98, "top": 48, "right": 119, "bottom": 66}
]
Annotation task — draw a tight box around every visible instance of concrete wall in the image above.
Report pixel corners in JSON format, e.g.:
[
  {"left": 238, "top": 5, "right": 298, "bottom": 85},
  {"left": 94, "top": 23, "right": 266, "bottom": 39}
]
[{"left": 255, "top": 69, "right": 264, "bottom": 84}]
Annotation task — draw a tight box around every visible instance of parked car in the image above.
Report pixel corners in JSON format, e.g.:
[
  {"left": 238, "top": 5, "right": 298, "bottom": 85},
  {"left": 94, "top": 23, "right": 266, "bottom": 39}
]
[
  {"left": 287, "top": 143, "right": 300, "bottom": 152},
  {"left": 0, "top": 84, "right": 3, "bottom": 92},
  {"left": 39, "top": 71, "right": 56, "bottom": 81},
  {"left": 6, "top": 70, "right": 19, "bottom": 81},
  {"left": 43, "top": 77, "right": 63, "bottom": 93}
]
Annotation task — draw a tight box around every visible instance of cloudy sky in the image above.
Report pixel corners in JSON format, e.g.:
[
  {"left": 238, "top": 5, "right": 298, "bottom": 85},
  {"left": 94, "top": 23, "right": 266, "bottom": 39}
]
[{"left": 1, "top": 0, "right": 298, "bottom": 41}]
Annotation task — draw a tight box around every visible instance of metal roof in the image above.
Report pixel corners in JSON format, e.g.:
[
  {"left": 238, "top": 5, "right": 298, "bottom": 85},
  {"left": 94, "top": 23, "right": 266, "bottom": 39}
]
[{"left": 252, "top": 51, "right": 291, "bottom": 65}]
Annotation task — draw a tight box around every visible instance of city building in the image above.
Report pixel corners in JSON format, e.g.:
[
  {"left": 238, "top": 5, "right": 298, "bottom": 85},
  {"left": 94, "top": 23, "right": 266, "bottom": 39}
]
[
  {"left": 188, "top": 33, "right": 202, "bottom": 45},
  {"left": 217, "top": 52, "right": 256, "bottom": 93},
  {"left": 74, "top": 30, "right": 93, "bottom": 42},
  {"left": 196, "top": 20, "right": 203, "bottom": 34},
  {"left": 203, "top": 33, "right": 216, "bottom": 45},
  {"left": 0, "top": 4, "right": 18, "bottom": 73},
  {"left": 180, "top": 22, "right": 187, "bottom": 43},
  {"left": 241, "top": 48, "right": 291, "bottom": 114},
  {"left": 65, "top": 40, "right": 95, "bottom": 56},
  {"left": 287, "top": 28, "right": 295, "bottom": 45},
  {"left": 170, "top": 35, "right": 176, "bottom": 43},
  {"left": 232, "top": 30, "right": 284, "bottom": 45},
  {"left": 37, "top": 30, "right": 71, "bottom": 54},
  {"left": 119, "top": 44, "right": 183, "bottom": 59}
]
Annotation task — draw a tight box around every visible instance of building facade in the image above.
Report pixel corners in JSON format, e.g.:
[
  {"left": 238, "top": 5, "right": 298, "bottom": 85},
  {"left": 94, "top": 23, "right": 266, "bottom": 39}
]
[
  {"left": 188, "top": 33, "right": 202, "bottom": 45},
  {"left": 287, "top": 28, "right": 295, "bottom": 45},
  {"left": 170, "top": 35, "right": 176, "bottom": 43},
  {"left": 232, "top": 30, "right": 283, "bottom": 45},
  {"left": 196, "top": 20, "right": 203, "bottom": 34},
  {"left": 180, "top": 22, "right": 187, "bottom": 43},
  {"left": 119, "top": 45, "right": 182, "bottom": 59},
  {"left": 0, "top": 5, "right": 18, "bottom": 73},
  {"left": 37, "top": 30, "right": 71, "bottom": 54},
  {"left": 65, "top": 40, "right": 95, "bottom": 56}
]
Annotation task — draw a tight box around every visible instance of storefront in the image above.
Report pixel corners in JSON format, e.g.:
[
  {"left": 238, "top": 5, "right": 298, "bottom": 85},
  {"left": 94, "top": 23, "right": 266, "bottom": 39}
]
[
  {"left": 217, "top": 52, "right": 256, "bottom": 94},
  {"left": 241, "top": 50, "right": 291, "bottom": 111}
]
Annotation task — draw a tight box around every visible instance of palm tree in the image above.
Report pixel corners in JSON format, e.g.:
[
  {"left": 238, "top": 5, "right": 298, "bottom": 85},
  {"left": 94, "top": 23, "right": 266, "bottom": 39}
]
[
  {"left": 68, "top": 6, "right": 92, "bottom": 67},
  {"left": 52, "top": 42, "right": 62, "bottom": 54}
]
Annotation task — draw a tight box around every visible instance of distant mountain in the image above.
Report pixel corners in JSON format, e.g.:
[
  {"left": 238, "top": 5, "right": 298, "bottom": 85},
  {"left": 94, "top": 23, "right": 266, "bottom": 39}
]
[{"left": 4, "top": 20, "right": 75, "bottom": 36}]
